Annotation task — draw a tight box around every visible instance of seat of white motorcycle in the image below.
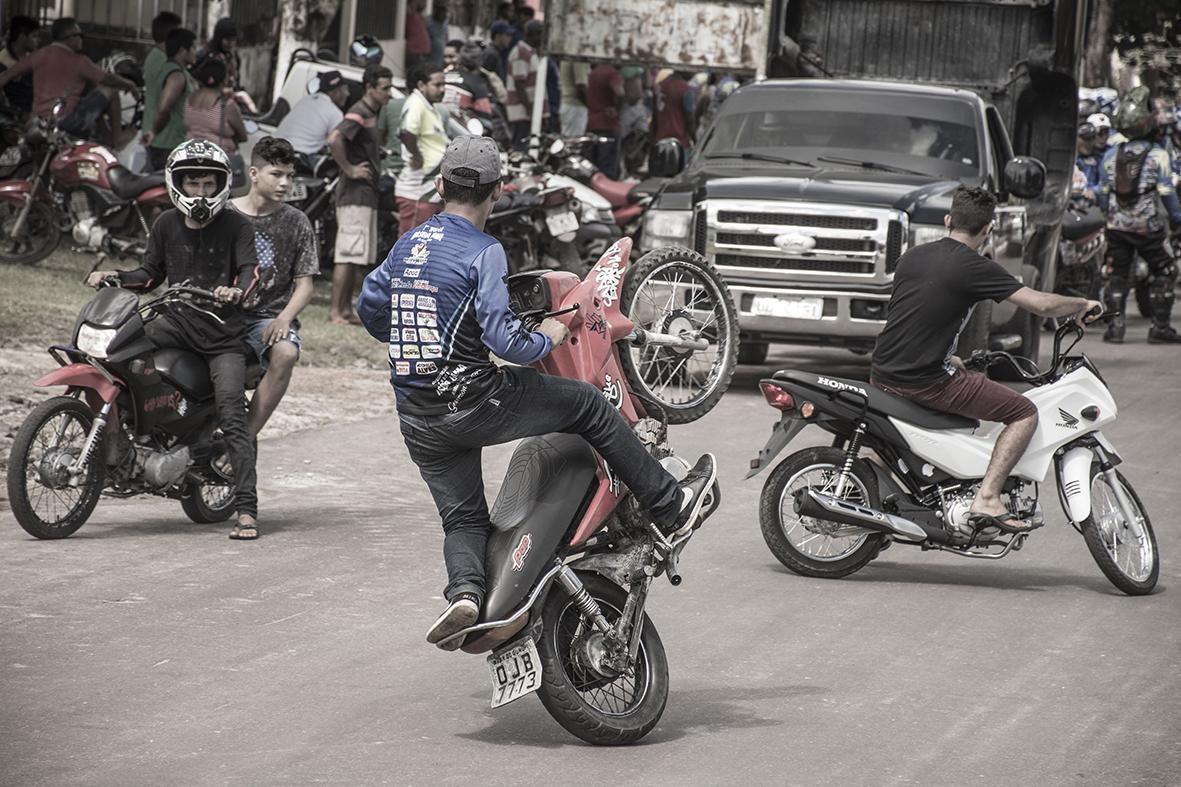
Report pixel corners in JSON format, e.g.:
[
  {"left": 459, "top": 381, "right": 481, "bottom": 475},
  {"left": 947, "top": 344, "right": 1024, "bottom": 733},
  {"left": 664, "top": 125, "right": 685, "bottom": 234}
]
[
  {"left": 107, "top": 166, "right": 166, "bottom": 200},
  {"left": 1060, "top": 207, "right": 1105, "bottom": 241},
  {"left": 772, "top": 370, "right": 980, "bottom": 430}
]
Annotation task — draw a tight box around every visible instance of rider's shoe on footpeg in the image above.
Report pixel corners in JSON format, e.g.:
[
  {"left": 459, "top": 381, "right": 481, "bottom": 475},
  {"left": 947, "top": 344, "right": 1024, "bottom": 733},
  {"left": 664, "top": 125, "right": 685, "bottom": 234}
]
[
  {"left": 662, "top": 453, "right": 718, "bottom": 538},
  {"left": 426, "top": 592, "right": 480, "bottom": 650}
]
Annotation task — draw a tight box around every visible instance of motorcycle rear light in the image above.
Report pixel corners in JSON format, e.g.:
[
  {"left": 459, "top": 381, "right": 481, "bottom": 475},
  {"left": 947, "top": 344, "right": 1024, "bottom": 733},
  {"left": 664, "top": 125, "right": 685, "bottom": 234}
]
[{"left": 759, "top": 382, "right": 795, "bottom": 411}]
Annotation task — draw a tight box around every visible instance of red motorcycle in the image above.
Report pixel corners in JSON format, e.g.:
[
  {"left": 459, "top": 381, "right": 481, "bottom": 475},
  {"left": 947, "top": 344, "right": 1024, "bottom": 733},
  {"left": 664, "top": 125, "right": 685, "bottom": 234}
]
[
  {"left": 0, "top": 105, "right": 169, "bottom": 265},
  {"left": 434, "top": 238, "right": 738, "bottom": 744}
]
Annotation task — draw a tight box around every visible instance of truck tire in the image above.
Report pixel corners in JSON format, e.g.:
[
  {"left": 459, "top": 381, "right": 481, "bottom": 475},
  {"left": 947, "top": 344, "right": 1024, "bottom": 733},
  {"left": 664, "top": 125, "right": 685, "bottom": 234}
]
[{"left": 737, "top": 341, "right": 769, "bottom": 365}]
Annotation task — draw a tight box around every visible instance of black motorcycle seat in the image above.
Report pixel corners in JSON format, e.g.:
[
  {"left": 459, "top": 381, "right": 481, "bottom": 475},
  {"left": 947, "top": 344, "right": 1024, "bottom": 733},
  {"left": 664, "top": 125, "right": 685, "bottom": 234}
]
[
  {"left": 1060, "top": 207, "right": 1105, "bottom": 241},
  {"left": 107, "top": 166, "right": 166, "bottom": 200},
  {"left": 627, "top": 177, "right": 665, "bottom": 203},
  {"left": 772, "top": 370, "right": 980, "bottom": 430},
  {"left": 493, "top": 191, "right": 543, "bottom": 214}
]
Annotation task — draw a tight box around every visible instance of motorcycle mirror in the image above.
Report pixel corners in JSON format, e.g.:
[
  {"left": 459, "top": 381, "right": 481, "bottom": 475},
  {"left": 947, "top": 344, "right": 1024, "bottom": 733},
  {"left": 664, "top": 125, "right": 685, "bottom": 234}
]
[
  {"left": 1003, "top": 156, "right": 1046, "bottom": 200},
  {"left": 548, "top": 138, "right": 565, "bottom": 156},
  {"left": 465, "top": 117, "right": 485, "bottom": 136}
]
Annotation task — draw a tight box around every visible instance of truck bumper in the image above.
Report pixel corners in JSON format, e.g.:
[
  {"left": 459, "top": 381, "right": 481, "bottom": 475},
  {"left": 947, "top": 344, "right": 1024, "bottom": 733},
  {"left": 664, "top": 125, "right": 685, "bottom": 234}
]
[{"left": 729, "top": 282, "right": 890, "bottom": 347}]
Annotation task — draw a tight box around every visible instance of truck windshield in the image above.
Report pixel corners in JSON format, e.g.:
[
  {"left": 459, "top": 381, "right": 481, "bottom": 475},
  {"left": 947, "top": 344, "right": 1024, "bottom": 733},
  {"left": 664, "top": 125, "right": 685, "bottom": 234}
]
[{"left": 700, "top": 88, "right": 984, "bottom": 181}]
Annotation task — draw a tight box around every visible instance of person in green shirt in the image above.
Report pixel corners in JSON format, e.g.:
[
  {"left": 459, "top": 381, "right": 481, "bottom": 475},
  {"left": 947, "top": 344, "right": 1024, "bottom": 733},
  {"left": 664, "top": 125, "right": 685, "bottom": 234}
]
[
  {"left": 141, "top": 10, "right": 181, "bottom": 166},
  {"left": 144, "top": 27, "right": 196, "bottom": 171}
]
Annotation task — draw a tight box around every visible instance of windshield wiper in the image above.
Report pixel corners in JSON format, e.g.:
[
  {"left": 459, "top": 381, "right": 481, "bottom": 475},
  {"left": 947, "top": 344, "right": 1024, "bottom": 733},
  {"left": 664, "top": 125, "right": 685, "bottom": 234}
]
[
  {"left": 704, "top": 152, "right": 815, "bottom": 168},
  {"left": 816, "top": 155, "right": 928, "bottom": 177}
]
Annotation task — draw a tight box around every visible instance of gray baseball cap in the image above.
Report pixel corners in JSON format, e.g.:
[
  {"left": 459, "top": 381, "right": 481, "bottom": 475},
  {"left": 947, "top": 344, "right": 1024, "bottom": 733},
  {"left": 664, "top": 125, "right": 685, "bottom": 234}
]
[{"left": 440, "top": 136, "right": 502, "bottom": 188}]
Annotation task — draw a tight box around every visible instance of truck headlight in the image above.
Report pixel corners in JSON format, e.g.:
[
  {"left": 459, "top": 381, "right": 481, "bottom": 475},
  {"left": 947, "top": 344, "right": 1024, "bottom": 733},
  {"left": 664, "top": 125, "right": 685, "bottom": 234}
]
[
  {"left": 643, "top": 209, "right": 692, "bottom": 248},
  {"left": 76, "top": 323, "right": 116, "bottom": 358},
  {"left": 909, "top": 224, "right": 946, "bottom": 247}
]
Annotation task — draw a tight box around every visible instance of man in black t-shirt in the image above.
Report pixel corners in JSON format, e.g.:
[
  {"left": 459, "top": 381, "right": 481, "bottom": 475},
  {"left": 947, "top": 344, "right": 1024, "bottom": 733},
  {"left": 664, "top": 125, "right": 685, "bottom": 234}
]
[
  {"left": 88, "top": 140, "right": 262, "bottom": 540},
  {"left": 871, "top": 187, "right": 1100, "bottom": 533}
]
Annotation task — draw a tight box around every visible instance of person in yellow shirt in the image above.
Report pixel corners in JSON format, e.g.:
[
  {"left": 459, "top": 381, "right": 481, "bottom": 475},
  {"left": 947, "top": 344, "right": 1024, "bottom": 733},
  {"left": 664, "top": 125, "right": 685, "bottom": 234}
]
[{"left": 395, "top": 63, "right": 449, "bottom": 236}]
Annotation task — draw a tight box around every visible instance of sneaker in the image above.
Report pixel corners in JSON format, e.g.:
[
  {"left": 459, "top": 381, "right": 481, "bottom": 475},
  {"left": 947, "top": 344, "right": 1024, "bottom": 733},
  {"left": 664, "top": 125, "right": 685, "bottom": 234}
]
[
  {"left": 661, "top": 453, "right": 718, "bottom": 538},
  {"left": 426, "top": 593, "right": 480, "bottom": 650},
  {"left": 1147, "top": 325, "right": 1181, "bottom": 344}
]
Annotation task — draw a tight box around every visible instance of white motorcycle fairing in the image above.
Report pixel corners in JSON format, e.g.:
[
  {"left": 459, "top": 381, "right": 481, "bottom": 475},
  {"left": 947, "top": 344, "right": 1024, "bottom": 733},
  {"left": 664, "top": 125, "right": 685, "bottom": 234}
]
[{"left": 887, "top": 366, "right": 1117, "bottom": 483}]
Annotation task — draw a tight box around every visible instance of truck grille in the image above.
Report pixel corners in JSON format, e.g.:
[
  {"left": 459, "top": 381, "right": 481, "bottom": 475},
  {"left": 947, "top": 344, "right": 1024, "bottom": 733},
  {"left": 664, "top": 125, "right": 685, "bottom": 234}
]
[{"left": 707, "top": 201, "right": 907, "bottom": 284}]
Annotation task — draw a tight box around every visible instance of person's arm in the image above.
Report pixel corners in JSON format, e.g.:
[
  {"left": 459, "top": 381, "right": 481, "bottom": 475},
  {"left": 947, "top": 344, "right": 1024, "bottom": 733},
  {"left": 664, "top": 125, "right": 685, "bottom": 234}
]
[
  {"left": 262, "top": 277, "right": 314, "bottom": 346},
  {"left": 328, "top": 123, "right": 371, "bottom": 182},
  {"left": 90, "top": 219, "right": 167, "bottom": 289},
  {"left": 356, "top": 257, "right": 394, "bottom": 342},
  {"left": 152, "top": 70, "right": 185, "bottom": 135},
  {"left": 400, "top": 130, "right": 423, "bottom": 170},
  {"left": 472, "top": 244, "right": 552, "bottom": 363},
  {"left": 226, "top": 98, "right": 248, "bottom": 143},
  {"left": 1007, "top": 287, "right": 1100, "bottom": 324},
  {"left": 0, "top": 52, "right": 32, "bottom": 90}
]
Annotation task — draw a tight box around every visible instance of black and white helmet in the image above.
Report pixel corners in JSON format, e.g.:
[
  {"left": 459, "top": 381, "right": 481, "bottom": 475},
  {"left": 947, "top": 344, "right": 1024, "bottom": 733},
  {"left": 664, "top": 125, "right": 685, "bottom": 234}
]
[{"left": 165, "top": 139, "right": 232, "bottom": 222}]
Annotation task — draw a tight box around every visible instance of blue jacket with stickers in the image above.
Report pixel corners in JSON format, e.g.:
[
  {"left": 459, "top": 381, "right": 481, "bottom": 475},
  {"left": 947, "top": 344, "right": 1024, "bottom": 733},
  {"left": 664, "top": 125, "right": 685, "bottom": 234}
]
[{"left": 357, "top": 212, "right": 552, "bottom": 414}]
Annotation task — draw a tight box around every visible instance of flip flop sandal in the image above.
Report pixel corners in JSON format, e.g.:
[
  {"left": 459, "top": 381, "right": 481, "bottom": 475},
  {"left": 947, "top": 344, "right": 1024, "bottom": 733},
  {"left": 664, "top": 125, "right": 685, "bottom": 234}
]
[
  {"left": 212, "top": 452, "right": 233, "bottom": 481},
  {"left": 967, "top": 512, "right": 1044, "bottom": 535},
  {"left": 229, "top": 520, "right": 259, "bottom": 540}
]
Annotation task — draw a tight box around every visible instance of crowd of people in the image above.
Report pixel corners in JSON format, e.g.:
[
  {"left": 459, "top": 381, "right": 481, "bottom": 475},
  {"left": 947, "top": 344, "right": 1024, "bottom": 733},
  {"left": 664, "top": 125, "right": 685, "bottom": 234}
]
[{"left": 1073, "top": 85, "right": 1181, "bottom": 344}]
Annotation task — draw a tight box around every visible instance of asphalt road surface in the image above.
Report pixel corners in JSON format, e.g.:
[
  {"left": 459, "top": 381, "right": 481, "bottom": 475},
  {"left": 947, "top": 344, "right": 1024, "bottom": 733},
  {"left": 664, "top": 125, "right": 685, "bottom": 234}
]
[{"left": 3, "top": 320, "right": 1179, "bottom": 786}]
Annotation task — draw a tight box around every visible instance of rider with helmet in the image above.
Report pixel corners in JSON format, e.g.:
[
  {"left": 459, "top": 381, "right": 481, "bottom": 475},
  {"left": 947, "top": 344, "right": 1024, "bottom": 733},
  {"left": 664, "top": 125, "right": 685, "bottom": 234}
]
[
  {"left": 87, "top": 139, "right": 263, "bottom": 537},
  {"left": 1075, "top": 122, "right": 1102, "bottom": 202},
  {"left": 1088, "top": 112, "right": 1116, "bottom": 158},
  {"left": 1098, "top": 86, "right": 1181, "bottom": 344}
]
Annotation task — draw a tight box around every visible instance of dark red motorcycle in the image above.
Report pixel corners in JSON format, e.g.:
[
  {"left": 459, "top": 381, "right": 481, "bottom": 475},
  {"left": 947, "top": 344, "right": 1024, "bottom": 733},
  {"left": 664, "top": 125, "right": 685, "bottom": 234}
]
[
  {"left": 432, "top": 237, "right": 738, "bottom": 744},
  {"left": 0, "top": 104, "right": 169, "bottom": 265}
]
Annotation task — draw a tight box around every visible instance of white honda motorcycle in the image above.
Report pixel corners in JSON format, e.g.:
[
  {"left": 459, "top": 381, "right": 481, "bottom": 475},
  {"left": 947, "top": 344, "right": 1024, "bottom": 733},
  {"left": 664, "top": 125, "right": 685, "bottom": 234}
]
[{"left": 747, "top": 315, "right": 1158, "bottom": 595}]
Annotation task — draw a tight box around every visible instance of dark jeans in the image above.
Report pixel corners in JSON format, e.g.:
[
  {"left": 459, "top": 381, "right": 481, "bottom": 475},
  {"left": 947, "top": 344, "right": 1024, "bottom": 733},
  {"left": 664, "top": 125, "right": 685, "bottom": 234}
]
[
  {"left": 146, "top": 317, "right": 258, "bottom": 517},
  {"left": 398, "top": 366, "right": 681, "bottom": 601},
  {"left": 1103, "top": 229, "right": 1177, "bottom": 327},
  {"left": 58, "top": 90, "right": 109, "bottom": 138},
  {"left": 586, "top": 129, "right": 621, "bottom": 180}
]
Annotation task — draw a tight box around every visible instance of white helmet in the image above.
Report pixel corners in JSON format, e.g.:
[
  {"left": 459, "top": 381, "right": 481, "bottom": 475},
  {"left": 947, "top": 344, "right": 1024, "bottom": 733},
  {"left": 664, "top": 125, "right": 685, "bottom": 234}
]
[
  {"left": 1086, "top": 112, "right": 1112, "bottom": 132},
  {"left": 165, "top": 139, "right": 232, "bottom": 223}
]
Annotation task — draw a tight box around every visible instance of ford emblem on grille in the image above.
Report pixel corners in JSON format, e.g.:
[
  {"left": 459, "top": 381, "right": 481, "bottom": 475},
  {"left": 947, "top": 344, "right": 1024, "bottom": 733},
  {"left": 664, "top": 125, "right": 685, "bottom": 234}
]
[{"left": 773, "top": 232, "right": 817, "bottom": 254}]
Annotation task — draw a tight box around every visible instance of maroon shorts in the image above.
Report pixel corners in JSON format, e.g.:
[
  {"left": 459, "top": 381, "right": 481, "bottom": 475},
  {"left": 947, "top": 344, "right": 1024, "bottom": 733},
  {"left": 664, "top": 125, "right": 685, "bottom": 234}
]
[{"left": 871, "top": 371, "right": 1037, "bottom": 425}]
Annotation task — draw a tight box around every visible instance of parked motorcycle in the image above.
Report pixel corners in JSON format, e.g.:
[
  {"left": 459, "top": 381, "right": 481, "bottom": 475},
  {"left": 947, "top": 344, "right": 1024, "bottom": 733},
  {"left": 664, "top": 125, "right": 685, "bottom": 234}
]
[
  {"left": 1056, "top": 205, "right": 1104, "bottom": 300},
  {"left": 6, "top": 283, "right": 259, "bottom": 539},
  {"left": 0, "top": 104, "right": 169, "bottom": 266},
  {"left": 748, "top": 314, "right": 1158, "bottom": 596},
  {"left": 435, "top": 238, "right": 738, "bottom": 743}
]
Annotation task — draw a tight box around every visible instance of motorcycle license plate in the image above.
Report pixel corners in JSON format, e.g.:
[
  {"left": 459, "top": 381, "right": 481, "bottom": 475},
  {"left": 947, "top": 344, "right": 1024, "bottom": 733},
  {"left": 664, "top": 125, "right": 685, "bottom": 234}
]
[
  {"left": 545, "top": 210, "right": 579, "bottom": 237},
  {"left": 750, "top": 295, "right": 824, "bottom": 320},
  {"left": 487, "top": 637, "right": 542, "bottom": 709},
  {"left": 283, "top": 181, "right": 309, "bottom": 202}
]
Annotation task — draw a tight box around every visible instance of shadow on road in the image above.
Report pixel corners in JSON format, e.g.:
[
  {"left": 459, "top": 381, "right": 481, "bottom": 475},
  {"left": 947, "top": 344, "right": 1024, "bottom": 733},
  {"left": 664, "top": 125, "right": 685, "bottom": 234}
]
[{"left": 455, "top": 683, "right": 816, "bottom": 748}]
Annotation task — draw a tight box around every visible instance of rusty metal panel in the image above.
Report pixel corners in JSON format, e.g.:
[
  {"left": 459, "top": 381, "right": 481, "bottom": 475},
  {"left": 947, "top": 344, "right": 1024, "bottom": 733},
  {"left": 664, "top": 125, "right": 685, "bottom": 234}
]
[{"left": 545, "top": 0, "right": 767, "bottom": 73}]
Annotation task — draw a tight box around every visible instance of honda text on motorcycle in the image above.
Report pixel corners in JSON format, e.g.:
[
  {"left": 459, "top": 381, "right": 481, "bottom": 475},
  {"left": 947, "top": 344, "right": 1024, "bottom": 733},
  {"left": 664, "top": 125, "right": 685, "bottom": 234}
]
[{"left": 747, "top": 313, "right": 1158, "bottom": 596}]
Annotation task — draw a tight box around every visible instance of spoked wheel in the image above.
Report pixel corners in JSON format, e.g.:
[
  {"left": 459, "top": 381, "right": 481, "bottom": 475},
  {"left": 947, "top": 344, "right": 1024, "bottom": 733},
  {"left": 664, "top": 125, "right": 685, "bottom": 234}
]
[
  {"left": 619, "top": 246, "right": 738, "bottom": 424},
  {"left": 180, "top": 480, "right": 236, "bottom": 523},
  {"left": 759, "top": 447, "right": 885, "bottom": 578},
  {"left": 1080, "top": 466, "right": 1158, "bottom": 595},
  {"left": 0, "top": 200, "right": 61, "bottom": 264},
  {"left": 6, "top": 396, "right": 105, "bottom": 539},
  {"left": 536, "top": 572, "right": 668, "bottom": 745}
]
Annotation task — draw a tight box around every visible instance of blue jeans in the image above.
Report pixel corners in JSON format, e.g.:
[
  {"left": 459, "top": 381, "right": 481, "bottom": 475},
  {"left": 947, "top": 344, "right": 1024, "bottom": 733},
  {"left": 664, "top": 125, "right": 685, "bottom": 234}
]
[
  {"left": 398, "top": 366, "right": 681, "bottom": 601},
  {"left": 244, "top": 317, "right": 302, "bottom": 371}
]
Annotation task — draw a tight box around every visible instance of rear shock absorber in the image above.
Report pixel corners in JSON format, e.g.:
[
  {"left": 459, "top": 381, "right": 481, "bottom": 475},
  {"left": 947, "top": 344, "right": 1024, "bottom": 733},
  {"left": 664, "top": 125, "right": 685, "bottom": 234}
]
[
  {"left": 555, "top": 565, "right": 612, "bottom": 634},
  {"left": 833, "top": 420, "right": 867, "bottom": 498}
]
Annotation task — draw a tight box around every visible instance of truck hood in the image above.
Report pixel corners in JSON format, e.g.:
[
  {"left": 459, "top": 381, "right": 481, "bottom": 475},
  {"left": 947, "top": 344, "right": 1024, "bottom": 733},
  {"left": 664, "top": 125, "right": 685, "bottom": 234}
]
[{"left": 661, "top": 167, "right": 966, "bottom": 225}]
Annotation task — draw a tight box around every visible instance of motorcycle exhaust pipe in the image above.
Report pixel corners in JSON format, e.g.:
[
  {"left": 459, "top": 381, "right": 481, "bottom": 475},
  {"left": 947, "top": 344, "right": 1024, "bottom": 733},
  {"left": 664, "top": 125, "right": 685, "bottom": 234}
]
[{"left": 794, "top": 489, "right": 945, "bottom": 543}]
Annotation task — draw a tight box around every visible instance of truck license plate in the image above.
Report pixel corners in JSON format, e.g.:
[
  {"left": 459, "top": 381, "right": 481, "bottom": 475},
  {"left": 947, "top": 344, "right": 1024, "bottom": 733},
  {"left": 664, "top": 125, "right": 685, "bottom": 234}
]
[
  {"left": 545, "top": 210, "right": 579, "bottom": 237},
  {"left": 487, "top": 638, "right": 542, "bottom": 709},
  {"left": 282, "top": 181, "right": 309, "bottom": 202},
  {"left": 751, "top": 296, "right": 824, "bottom": 320}
]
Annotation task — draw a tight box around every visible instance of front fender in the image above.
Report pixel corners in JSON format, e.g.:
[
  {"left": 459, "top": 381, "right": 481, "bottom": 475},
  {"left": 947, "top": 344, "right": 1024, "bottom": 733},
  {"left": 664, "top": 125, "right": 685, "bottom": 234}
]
[
  {"left": 36, "top": 363, "right": 121, "bottom": 404},
  {"left": 745, "top": 416, "right": 808, "bottom": 479},
  {"left": 0, "top": 178, "right": 47, "bottom": 205},
  {"left": 1057, "top": 445, "right": 1094, "bottom": 523}
]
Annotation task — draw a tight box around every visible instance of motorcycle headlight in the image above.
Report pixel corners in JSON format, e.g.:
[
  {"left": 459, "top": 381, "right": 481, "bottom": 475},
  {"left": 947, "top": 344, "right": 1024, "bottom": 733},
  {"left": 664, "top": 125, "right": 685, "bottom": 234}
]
[
  {"left": 643, "top": 209, "right": 692, "bottom": 248},
  {"left": 909, "top": 224, "right": 946, "bottom": 247},
  {"left": 76, "top": 323, "right": 116, "bottom": 358}
]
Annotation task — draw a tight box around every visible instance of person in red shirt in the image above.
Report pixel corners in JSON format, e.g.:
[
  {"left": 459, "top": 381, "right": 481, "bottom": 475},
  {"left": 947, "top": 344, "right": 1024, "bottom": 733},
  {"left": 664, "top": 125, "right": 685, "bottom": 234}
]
[
  {"left": 653, "top": 71, "right": 695, "bottom": 150},
  {"left": 0, "top": 17, "right": 138, "bottom": 146},
  {"left": 405, "top": 0, "right": 432, "bottom": 71},
  {"left": 586, "top": 63, "right": 624, "bottom": 179}
]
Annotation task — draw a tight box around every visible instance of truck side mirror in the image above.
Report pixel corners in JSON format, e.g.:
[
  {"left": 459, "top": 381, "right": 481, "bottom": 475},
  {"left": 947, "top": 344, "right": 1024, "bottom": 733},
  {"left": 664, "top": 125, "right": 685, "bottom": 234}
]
[
  {"left": 1003, "top": 156, "right": 1046, "bottom": 200},
  {"left": 649, "top": 138, "right": 685, "bottom": 179}
]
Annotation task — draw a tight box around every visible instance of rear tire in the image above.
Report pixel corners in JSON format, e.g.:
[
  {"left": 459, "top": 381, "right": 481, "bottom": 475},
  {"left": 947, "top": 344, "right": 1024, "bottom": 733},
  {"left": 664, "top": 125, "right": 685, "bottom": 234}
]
[
  {"left": 536, "top": 572, "right": 668, "bottom": 745},
  {"left": 1080, "top": 466, "right": 1158, "bottom": 595},
  {"left": 0, "top": 200, "right": 61, "bottom": 265},
  {"left": 180, "top": 480, "right": 236, "bottom": 523},
  {"left": 759, "top": 447, "right": 884, "bottom": 578},
  {"left": 7, "top": 397, "right": 104, "bottom": 539},
  {"left": 618, "top": 246, "right": 738, "bottom": 424}
]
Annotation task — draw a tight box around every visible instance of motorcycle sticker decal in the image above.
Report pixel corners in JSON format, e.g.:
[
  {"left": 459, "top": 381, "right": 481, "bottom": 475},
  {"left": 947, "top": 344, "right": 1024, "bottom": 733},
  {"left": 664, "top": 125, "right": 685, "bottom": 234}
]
[
  {"left": 404, "top": 268, "right": 421, "bottom": 278},
  {"left": 400, "top": 294, "right": 416, "bottom": 308},
  {"left": 415, "top": 361, "right": 438, "bottom": 375},
  {"left": 410, "top": 225, "right": 445, "bottom": 242},
  {"left": 77, "top": 162, "right": 100, "bottom": 182},
  {"left": 587, "top": 311, "right": 608, "bottom": 337},
  {"left": 423, "top": 344, "right": 443, "bottom": 358},
  {"left": 403, "top": 345, "right": 421, "bottom": 359},
  {"left": 416, "top": 295, "right": 437, "bottom": 310},
  {"left": 395, "top": 361, "right": 411, "bottom": 375},
  {"left": 406, "top": 242, "right": 431, "bottom": 266},
  {"left": 401, "top": 328, "right": 419, "bottom": 342},
  {"left": 388, "top": 345, "right": 401, "bottom": 360},
  {"left": 594, "top": 245, "right": 624, "bottom": 307},
  {"left": 601, "top": 373, "right": 624, "bottom": 409},
  {"left": 816, "top": 376, "right": 869, "bottom": 398},
  {"left": 419, "top": 328, "right": 439, "bottom": 343},
  {"left": 143, "top": 391, "right": 183, "bottom": 412},
  {"left": 412, "top": 280, "right": 439, "bottom": 293},
  {"left": 416, "top": 312, "right": 437, "bottom": 327},
  {"left": 401, "top": 311, "right": 415, "bottom": 325},
  {"left": 511, "top": 533, "right": 533, "bottom": 572}
]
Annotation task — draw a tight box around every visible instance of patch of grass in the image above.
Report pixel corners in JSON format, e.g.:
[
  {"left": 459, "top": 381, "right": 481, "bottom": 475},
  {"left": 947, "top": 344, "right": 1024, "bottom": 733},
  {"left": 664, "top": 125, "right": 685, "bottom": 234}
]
[{"left": 0, "top": 249, "right": 386, "bottom": 370}]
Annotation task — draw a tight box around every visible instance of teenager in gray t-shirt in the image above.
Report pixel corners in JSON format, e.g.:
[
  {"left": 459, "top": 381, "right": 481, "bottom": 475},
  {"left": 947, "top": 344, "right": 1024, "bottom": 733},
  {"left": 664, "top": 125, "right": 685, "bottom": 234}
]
[{"left": 230, "top": 136, "right": 319, "bottom": 440}]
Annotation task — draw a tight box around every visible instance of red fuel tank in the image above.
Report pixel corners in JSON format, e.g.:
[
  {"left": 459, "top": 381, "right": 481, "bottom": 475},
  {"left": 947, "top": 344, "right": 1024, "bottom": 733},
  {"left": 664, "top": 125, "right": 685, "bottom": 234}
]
[{"left": 49, "top": 141, "right": 119, "bottom": 190}]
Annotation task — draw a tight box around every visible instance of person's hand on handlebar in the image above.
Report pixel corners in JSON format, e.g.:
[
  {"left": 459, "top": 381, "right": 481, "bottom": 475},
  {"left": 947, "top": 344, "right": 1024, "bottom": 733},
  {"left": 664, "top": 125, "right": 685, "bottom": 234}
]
[
  {"left": 1073, "top": 299, "right": 1105, "bottom": 328},
  {"left": 950, "top": 355, "right": 967, "bottom": 372},
  {"left": 212, "top": 286, "right": 244, "bottom": 304},
  {"left": 538, "top": 317, "right": 569, "bottom": 348},
  {"left": 86, "top": 270, "right": 118, "bottom": 288}
]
